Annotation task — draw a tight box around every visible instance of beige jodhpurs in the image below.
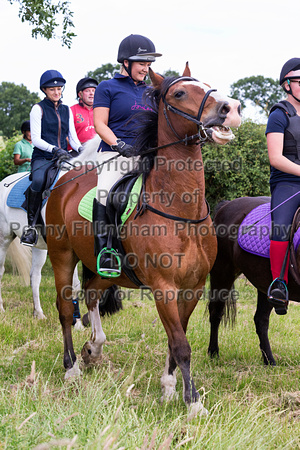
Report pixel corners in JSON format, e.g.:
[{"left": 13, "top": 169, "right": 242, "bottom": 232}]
[{"left": 96, "top": 151, "right": 138, "bottom": 206}]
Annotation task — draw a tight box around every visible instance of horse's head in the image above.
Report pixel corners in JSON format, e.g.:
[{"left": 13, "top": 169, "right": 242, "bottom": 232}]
[{"left": 149, "top": 63, "right": 241, "bottom": 145}]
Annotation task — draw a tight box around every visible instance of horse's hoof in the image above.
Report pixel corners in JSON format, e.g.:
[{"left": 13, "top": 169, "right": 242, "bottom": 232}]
[
  {"left": 187, "top": 401, "right": 209, "bottom": 421},
  {"left": 81, "top": 342, "right": 103, "bottom": 367},
  {"left": 73, "top": 319, "right": 85, "bottom": 331},
  {"left": 33, "top": 311, "right": 46, "bottom": 320},
  {"left": 64, "top": 361, "right": 82, "bottom": 380}
]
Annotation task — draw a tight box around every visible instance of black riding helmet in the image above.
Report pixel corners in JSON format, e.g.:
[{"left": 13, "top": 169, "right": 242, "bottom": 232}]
[
  {"left": 76, "top": 77, "right": 98, "bottom": 97},
  {"left": 21, "top": 120, "right": 30, "bottom": 134},
  {"left": 279, "top": 58, "right": 300, "bottom": 102},
  {"left": 117, "top": 34, "right": 162, "bottom": 80}
]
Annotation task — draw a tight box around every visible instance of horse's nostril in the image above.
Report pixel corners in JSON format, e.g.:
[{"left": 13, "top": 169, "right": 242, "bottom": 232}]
[
  {"left": 220, "top": 103, "right": 230, "bottom": 116},
  {"left": 238, "top": 104, "right": 242, "bottom": 115}
]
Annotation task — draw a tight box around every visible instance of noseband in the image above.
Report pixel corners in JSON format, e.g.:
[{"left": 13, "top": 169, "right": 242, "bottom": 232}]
[{"left": 161, "top": 77, "right": 217, "bottom": 143}]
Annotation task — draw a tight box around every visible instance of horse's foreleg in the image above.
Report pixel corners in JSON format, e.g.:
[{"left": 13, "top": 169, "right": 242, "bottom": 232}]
[
  {"left": 155, "top": 287, "right": 206, "bottom": 415},
  {"left": 51, "top": 252, "right": 80, "bottom": 378},
  {"left": 160, "top": 292, "right": 199, "bottom": 403},
  {"left": 254, "top": 290, "right": 276, "bottom": 365},
  {"left": 31, "top": 248, "right": 47, "bottom": 319},
  {"left": 81, "top": 276, "right": 108, "bottom": 367}
]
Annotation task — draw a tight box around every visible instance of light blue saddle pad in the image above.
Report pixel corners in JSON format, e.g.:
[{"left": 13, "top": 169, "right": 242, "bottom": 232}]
[{"left": 7, "top": 174, "right": 58, "bottom": 211}]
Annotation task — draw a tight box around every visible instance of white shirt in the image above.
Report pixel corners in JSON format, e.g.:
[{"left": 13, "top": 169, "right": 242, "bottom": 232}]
[{"left": 30, "top": 103, "right": 81, "bottom": 153}]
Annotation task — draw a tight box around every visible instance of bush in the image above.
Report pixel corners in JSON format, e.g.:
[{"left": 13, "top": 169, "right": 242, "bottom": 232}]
[
  {"left": 0, "top": 135, "right": 19, "bottom": 181},
  {"left": 202, "top": 120, "right": 270, "bottom": 212}
]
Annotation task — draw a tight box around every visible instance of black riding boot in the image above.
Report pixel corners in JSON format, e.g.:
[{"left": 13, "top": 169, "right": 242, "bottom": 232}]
[
  {"left": 20, "top": 187, "right": 42, "bottom": 247},
  {"left": 93, "top": 198, "right": 121, "bottom": 278},
  {"left": 267, "top": 278, "right": 289, "bottom": 315}
]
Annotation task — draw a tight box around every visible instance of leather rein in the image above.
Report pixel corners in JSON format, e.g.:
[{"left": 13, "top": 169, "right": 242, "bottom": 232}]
[{"left": 135, "top": 76, "right": 216, "bottom": 224}]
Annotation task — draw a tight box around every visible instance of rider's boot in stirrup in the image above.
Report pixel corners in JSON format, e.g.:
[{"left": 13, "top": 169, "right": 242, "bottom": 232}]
[
  {"left": 20, "top": 187, "right": 42, "bottom": 247},
  {"left": 267, "top": 278, "right": 289, "bottom": 315},
  {"left": 93, "top": 198, "right": 121, "bottom": 278}
]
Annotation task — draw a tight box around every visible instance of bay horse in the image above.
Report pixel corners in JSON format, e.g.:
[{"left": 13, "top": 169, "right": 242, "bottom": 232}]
[
  {"left": 46, "top": 64, "right": 241, "bottom": 416},
  {"left": 208, "top": 195, "right": 300, "bottom": 366}
]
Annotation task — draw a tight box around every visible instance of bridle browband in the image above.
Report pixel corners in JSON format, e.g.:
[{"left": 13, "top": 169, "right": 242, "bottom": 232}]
[{"left": 161, "top": 76, "right": 217, "bottom": 142}]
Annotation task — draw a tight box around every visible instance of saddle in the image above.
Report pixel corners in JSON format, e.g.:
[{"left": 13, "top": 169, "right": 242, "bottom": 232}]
[
  {"left": 105, "top": 172, "right": 144, "bottom": 287},
  {"left": 237, "top": 203, "right": 300, "bottom": 284}
]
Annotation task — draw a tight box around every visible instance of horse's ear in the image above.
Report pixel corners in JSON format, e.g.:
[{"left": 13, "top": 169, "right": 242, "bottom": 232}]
[
  {"left": 149, "top": 68, "right": 164, "bottom": 88},
  {"left": 182, "top": 62, "right": 191, "bottom": 77}
]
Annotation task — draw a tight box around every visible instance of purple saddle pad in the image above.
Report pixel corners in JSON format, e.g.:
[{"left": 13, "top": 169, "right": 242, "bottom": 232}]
[{"left": 237, "top": 203, "right": 300, "bottom": 258}]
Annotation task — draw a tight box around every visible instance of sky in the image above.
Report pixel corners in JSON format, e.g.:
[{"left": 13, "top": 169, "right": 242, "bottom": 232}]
[{"left": 0, "top": 0, "right": 298, "bottom": 122}]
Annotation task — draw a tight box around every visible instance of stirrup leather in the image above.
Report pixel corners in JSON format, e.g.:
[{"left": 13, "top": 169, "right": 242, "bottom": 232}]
[{"left": 97, "top": 247, "right": 121, "bottom": 278}]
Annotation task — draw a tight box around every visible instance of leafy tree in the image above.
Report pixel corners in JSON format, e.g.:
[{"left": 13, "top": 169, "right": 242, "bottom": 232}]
[
  {"left": 87, "top": 64, "right": 121, "bottom": 83},
  {"left": 87, "top": 64, "right": 180, "bottom": 85},
  {"left": 0, "top": 82, "right": 40, "bottom": 139},
  {"left": 230, "top": 76, "right": 283, "bottom": 115},
  {"left": 0, "top": 135, "right": 20, "bottom": 180},
  {"left": 8, "top": 0, "right": 76, "bottom": 48},
  {"left": 202, "top": 120, "right": 270, "bottom": 212},
  {"left": 163, "top": 69, "right": 180, "bottom": 77}
]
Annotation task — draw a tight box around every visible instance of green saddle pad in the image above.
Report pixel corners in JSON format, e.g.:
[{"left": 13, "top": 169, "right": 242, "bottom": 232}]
[{"left": 78, "top": 175, "right": 142, "bottom": 226}]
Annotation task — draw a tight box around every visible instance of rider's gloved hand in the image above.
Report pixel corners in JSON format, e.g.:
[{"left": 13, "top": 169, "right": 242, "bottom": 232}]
[
  {"left": 110, "top": 139, "right": 137, "bottom": 157},
  {"left": 52, "top": 147, "right": 72, "bottom": 162},
  {"left": 77, "top": 146, "right": 84, "bottom": 154}
]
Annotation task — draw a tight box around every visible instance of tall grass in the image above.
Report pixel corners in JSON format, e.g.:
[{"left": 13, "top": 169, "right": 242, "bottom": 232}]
[{"left": 0, "top": 259, "right": 300, "bottom": 448}]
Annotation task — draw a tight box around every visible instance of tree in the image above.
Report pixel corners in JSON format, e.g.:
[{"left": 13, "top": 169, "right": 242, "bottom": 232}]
[
  {"left": 230, "top": 75, "right": 283, "bottom": 115},
  {"left": 0, "top": 82, "right": 40, "bottom": 139},
  {"left": 163, "top": 69, "right": 180, "bottom": 77},
  {"left": 0, "top": 135, "right": 19, "bottom": 180},
  {"left": 8, "top": 0, "right": 76, "bottom": 48},
  {"left": 87, "top": 64, "right": 121, "bottom": 83},
  {"left": 87, "top": 65, "right": 180, "bottom": 84}
]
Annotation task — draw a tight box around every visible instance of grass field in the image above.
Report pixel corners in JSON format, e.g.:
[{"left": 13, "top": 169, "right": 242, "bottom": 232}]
[{"left": 0, "top": 258, "right": 300, "bottom": 449}]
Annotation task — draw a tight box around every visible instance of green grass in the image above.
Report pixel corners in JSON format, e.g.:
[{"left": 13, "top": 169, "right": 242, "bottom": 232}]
[{"left": 0, "top": 259, "right": 300, "bottom": 448}]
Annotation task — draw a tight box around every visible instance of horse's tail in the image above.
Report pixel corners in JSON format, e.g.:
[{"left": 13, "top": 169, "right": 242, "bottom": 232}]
[
  {"left": 6, "top": 238, "right": 31, "bottom": 286},
  {"left": 81, "top": 264, "right": 123, "bottom": 316},
  {"left": 222, "top": 286, "right": 237, "bottom": 326}
]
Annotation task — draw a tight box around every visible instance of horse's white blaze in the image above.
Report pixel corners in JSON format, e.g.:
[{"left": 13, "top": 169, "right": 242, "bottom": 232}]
[
  {"left": 160, "top": 353, "right": 177, "bottom": 402},
  {"left": 181, "top": 80, "right": 241, "bottom": 129}
]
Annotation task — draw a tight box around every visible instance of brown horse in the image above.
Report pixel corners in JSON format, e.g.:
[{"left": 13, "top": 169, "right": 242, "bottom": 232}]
[
  {"left": 46, "top": 64, "right": 241, "bottom": 416},
  {"left": 208, "top": 195, "right": 300, "bottom": 366}
]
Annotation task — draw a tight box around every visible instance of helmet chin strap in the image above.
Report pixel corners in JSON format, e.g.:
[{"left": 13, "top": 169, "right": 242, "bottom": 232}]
[
  {"left": 124, "top": 61, "right": 145, "bottom": 83},
  {"left": 285, "top": 80, "right": 300, "bottom": 103}
]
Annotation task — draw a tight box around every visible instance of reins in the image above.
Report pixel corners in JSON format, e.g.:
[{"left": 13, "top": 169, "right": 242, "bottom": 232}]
[{"left": 242, "top": 190, "right": 300, "bottom": 234}]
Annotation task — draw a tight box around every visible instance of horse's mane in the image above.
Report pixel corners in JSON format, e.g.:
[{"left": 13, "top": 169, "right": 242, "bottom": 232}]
[{"left": 132, "top": 76, "right": 179, "bottom": 176}]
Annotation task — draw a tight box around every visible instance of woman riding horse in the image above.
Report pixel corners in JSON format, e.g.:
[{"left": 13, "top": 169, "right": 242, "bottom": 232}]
[
  {"left": 20, "top": 70, "right": 83, "bottom": 247},
  {"left": 92, "top": 34, "right": 162, "bottom": 277},
  {"left": 267, "top": 57, "right": 300, "bottom": 314}
]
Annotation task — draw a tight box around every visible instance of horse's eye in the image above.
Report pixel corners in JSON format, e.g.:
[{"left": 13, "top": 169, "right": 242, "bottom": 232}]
[{"left": 174, "top": 90, "right": 185, "bottom": 99}]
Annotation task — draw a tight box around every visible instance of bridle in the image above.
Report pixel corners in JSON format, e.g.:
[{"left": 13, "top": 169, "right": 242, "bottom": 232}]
[
  {"left": 161, "top": 76, "right": 217, "bottom": 143},
  {"left": 135, "top": 76, "right": 217, "bottom": 224}
]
